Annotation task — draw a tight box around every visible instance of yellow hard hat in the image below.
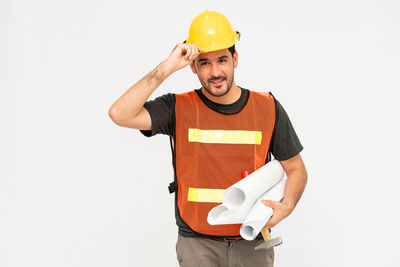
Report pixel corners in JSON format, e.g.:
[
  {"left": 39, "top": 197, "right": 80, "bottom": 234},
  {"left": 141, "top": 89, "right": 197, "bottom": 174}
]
[{"left": 185, "top": 10, "right": 239, "bottom": 53}]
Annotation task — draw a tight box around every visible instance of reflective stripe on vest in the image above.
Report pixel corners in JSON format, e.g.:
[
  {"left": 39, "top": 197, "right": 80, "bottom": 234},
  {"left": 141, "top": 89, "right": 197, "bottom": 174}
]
[
  {"left": 188, "top": 128, "right": 262, "bottom": 144},
  {"left": 188, "top": 187, "right": 225, "bottom": 203},
  {"left": 174, "top": 90, "right": 276, "bottom": 236}
]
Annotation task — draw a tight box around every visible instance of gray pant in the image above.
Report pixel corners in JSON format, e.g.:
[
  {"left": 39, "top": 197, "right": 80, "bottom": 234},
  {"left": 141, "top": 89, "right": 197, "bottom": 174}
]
[{"left": 176, "top": 235, "right": 274, "bottom": 267}]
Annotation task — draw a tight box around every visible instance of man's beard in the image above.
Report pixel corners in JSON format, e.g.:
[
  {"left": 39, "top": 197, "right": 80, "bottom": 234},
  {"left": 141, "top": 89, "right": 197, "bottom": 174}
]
[{"left": 201, "top": 73, "right": 234, "bottom": 97}]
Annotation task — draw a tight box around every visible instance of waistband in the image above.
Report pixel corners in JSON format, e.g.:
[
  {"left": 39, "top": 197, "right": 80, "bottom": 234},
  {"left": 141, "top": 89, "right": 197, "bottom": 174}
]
[{"left": 178, "top": 231, "right": 264, "bottom": 242}]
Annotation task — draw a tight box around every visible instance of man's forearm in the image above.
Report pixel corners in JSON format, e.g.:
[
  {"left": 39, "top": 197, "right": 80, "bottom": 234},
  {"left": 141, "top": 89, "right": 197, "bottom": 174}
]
[
  {"left": 262, "top": 155, "right": 307, "bottom": 228},
  {"left": 109, "top": 43, "right": 202, "bottom": 124},
  {"left": 282, "top": 167, "right": 308, "bottom": 211},
  {"left": 109, "top": 61, "right": 173, "bottom": 122}
]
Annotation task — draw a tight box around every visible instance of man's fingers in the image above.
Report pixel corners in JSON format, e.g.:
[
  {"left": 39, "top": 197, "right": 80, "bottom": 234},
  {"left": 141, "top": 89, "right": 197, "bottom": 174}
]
[
  {"left": 190, "top": 46, "right": 198, "bottom": 60},
  {"left": 265, "top": 218, "right": 277, "bottom": 228},
  {"left": 189, "top": 45, "right": 203, "bottom": 61},
  {"left": 264, "top": 209, "right": 279, "bottom": 228},
  {"left": 262, "top": 200, "right": 277, "bottom": 208},
  {"left": 179, "top": 44, "right": 204, "bottom": 61},
  {"left": 183, "top": 44, "right": 190, "bottom": 59},
  {"left": 187, "top": 44, "right": 196, "bottom": 60},
  {"left": 183, "top": 45, "right": 192, "bottom": 61},
  {"left": 168, "top": 43, "right": 204, "bottom": 69}
]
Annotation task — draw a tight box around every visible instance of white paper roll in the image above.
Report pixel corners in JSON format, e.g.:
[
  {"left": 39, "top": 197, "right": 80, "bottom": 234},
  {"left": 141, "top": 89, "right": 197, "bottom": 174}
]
[
  {"left": 207, "top": 160, "right": 284, "bottom": 225},
  {"left": 223, "top": 160, "right": 284, "bottom": 210},
  {"left": 207, "top": 201, "right": 254, "bottom": 225},
  {"left": 240, "top": 178, "right": 287, "bottom": 240}
]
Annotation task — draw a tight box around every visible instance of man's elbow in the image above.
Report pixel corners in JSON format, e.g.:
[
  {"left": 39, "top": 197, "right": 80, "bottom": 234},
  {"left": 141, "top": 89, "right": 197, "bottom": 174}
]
[
  {"left": 295, "top": 158, "right": 308, "bottom": 185},
  {"left": 281, "top": 154, "right": 308, "bottom": 183},
  {"left": 108, "top": 105, "right": 124, "bottom": 126},
  {"left": 302, "top": 167, "right": 308, "bottom": 185}
]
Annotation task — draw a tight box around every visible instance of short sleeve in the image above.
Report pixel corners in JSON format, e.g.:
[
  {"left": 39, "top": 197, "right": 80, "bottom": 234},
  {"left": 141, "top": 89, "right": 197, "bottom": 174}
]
[
  {"left": 270, "top": 100, "right": 304, "bottom": 161},
  {"left": 140, "top": 93, "right": 174, "bottom": 137}
]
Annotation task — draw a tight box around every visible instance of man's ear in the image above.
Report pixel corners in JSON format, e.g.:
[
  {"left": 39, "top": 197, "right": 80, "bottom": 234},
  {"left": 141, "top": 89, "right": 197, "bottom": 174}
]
[
  {"left": 190, "top": 60, "right": 197, "bottom": 74},
  {"left": 233, "top": 50, "right": 238, "bottom": 68}
]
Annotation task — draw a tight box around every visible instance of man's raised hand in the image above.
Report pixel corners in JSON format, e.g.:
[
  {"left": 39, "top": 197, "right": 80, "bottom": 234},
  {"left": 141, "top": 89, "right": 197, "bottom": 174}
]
[{"left": 164, "top": 43, "right": 204, "bottom": 72}]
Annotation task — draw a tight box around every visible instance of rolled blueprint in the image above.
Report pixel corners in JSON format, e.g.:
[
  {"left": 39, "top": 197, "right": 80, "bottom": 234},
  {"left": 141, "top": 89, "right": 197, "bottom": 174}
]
[
  {"left": 207, "top": 200, "right": 255, "bottom": 225},
  {"left": 207, "top": 160, "right": 284, "bottom": 225},
  {"left": 240, "top": 178, "right": 287, "bottom": 240}
]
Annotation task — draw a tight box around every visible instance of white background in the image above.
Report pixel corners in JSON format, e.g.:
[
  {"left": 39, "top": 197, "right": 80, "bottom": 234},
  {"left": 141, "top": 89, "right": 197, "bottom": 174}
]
[{"left": 1, "top": 0, "right": 400, "bottom": 266}]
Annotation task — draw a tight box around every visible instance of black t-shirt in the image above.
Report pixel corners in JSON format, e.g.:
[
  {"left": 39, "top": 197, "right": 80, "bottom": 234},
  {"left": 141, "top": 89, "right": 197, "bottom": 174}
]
[
  {"left": 140, "top": 87, "right": 303, "bottom": 237},
  {"left": 141, "top": 87, "right": 303, "bottom": 161}
]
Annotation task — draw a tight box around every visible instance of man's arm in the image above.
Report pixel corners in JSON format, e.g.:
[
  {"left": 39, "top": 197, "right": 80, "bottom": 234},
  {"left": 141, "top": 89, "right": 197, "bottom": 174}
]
[
  {"left": 263, "top": 153, "right": 308, "bottom": 228},
  {"left": 108, "top": 43, "right": 203, "bottom": 130}
]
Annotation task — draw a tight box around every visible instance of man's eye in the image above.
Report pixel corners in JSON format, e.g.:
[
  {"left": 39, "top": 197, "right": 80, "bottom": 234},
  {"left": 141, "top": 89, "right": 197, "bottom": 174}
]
[
  {"left": 200, "top": 62, "right": 208, "bottom": 66},
  {"left": 219, "top": 59, "right": 227, "bottom": 63}
]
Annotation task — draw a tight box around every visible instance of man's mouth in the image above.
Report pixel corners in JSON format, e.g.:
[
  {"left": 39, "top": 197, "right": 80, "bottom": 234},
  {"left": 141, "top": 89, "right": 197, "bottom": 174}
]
[{"left": 209, "top": 77, "right": 226, "bottom": 87}]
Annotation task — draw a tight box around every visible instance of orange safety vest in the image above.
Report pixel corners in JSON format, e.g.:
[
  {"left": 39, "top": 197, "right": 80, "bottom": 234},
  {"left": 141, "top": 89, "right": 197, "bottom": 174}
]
[{"left": 173, "top": 90, "right": 276, "bottom": 237}]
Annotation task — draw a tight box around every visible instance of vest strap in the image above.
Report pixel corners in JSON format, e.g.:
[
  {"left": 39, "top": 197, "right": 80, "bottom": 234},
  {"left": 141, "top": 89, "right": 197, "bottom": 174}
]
[{"left": 168, "top": 181, "right": 177, "bottom": 194}]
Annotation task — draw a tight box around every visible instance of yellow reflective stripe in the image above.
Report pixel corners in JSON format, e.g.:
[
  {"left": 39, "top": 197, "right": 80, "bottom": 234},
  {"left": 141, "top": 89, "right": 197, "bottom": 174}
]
[
  {"left": 188, "top": 128, "right": 262, "bottom": 145},
  {"left": 187, "top": 187, "right": 225, "bottom": 203}
]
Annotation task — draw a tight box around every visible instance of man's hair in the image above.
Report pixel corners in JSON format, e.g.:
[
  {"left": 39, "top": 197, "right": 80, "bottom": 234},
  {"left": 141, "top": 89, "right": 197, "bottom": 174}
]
[{"left": 228, "top": 45, "right": 236, "bottom": 57}]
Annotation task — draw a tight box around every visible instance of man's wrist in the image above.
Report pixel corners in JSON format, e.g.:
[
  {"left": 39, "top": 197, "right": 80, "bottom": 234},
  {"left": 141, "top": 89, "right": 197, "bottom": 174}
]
[
  {"left": 282, "top": 198, "right": 296, "bottom": 211},
  {"left": 147, "top": 61, "right": 173, "bottom": 85},
  {"left": 159, "top": 59, "right": 177, "bottom": 76}
]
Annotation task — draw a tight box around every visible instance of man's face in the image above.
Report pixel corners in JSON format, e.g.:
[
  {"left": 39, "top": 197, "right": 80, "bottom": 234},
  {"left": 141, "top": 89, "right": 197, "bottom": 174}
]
[{"left": 191, "top": 49, "right": 238, "bottom": 97}]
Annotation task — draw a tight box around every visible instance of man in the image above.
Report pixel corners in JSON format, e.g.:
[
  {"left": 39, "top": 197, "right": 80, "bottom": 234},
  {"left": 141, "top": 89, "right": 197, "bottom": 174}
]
[{"left": 109, "top": 10, "right": 307, "bottom": 267}]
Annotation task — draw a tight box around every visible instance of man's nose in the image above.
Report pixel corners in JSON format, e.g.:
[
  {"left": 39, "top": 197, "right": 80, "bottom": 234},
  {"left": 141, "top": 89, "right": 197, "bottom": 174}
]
[{"left": 210, "top": 63, "right": 221, "bottom": 77}]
